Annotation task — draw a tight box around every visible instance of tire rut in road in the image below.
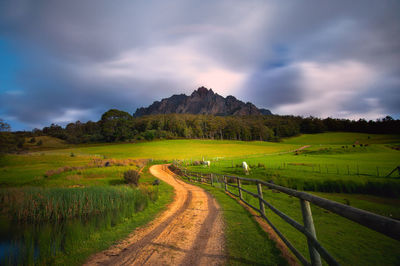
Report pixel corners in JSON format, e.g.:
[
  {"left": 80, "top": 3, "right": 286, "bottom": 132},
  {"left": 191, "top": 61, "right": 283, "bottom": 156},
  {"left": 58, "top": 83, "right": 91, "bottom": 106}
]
[{"left": 106, "top": 191, "right": 193, "bottom": 265}]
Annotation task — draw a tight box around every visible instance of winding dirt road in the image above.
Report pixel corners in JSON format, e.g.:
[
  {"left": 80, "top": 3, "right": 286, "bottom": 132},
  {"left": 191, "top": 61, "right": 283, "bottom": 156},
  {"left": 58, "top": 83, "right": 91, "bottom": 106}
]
[{"left": 85, "top": 164, "right": 225, "bottom": 266}]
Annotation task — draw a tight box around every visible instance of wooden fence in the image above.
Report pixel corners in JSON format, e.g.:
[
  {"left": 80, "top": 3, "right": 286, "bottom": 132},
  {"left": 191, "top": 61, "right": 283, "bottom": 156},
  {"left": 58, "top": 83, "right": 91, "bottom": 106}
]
[{"left": 171, "top": 165, "right": 400, "bottom": 266}]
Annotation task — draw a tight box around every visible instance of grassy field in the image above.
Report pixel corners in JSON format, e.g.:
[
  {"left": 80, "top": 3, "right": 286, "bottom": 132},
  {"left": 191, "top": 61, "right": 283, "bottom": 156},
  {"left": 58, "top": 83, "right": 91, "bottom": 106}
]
[
  {"left": 172, "top": 132, "right": 400, "bottom": 265},
  {"left": 185, "top": 133, "right": 400, "bottom": 196},
  {"left": 282, "top": 132, "right": 400, "bottom": 145},
  {"left": 41, "top": 139, "right": 301, "bottom": 159},
  {"left": 1, "top": 132, "right": 399, "bottom": 265},
  {"left": 0, "top": 138, "right": 300, "bottom": 187}
]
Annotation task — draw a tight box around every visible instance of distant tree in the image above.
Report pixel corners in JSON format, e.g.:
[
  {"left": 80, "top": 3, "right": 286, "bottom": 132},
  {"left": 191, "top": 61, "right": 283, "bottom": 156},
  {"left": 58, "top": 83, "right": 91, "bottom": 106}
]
[
  {"left": 0, "top": 119, "right": 11, "bottom": 132},
  {"left": 101, "top": 109, "right": 133, "bottom": 142},
  {"left": 0, "top": 119, "right": 25, "bottom": 153}
]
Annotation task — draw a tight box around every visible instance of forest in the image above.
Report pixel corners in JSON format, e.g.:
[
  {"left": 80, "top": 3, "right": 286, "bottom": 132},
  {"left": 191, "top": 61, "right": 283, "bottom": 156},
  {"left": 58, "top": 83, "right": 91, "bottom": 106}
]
[{"left": 1, "top": 110, "right": 398, "bottom": 151}]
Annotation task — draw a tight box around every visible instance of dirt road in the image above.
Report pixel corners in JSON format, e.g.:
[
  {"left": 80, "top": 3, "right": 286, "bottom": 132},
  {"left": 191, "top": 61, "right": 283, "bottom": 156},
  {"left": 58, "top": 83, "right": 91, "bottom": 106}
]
[{"left": 85, "top": 164, "right": 225, "bottom": 266}]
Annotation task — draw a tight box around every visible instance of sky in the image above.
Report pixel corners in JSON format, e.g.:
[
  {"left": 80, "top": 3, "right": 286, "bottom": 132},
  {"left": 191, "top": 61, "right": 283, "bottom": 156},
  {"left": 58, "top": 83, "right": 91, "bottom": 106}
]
[{"left": 0, "top": 0, "right": 399, "bottom": 131}]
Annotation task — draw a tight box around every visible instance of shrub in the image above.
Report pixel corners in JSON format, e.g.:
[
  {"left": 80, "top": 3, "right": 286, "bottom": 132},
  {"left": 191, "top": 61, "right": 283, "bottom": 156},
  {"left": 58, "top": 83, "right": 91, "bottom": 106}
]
[
  {"left": 29, "top": 137, "right": 36, "bottom": 143},
  {"left": 124, "top": 170, "right": 140, "bottom": 186},
  {"left": 144, "top": 130, "right": 155, "bottom": 141},
  {"left": 37, "top": 140, "right": 43, "bottom": 146},
  {"left": 193, "top": 160, "right": 201, "bottom": 166}
]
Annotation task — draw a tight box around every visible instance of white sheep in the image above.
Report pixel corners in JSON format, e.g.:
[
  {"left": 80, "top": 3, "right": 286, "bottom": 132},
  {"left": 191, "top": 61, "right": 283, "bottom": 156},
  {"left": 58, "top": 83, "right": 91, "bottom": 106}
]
[
  {"left": 201, "top": 160, "right": 210, "bottom": 167},
  {"left": 242, "top": 161, "right": 249, "bottom": 174}
]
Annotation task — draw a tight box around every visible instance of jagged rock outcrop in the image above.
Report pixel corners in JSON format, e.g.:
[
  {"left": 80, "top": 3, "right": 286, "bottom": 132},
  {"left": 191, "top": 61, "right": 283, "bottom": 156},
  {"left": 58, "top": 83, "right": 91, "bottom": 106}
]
[{"left": 134, "top": 87, "right": 272, "bottom": 116}]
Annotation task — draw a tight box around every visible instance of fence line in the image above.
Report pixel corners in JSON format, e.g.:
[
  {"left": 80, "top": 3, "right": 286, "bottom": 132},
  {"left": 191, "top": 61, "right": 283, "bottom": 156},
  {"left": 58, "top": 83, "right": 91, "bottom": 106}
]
[
  {"left": 181, "top": 159, "right": 399, "bottom": 179},
  {"left": 171, "top": 164, "right": 400, "bottom": 266}
]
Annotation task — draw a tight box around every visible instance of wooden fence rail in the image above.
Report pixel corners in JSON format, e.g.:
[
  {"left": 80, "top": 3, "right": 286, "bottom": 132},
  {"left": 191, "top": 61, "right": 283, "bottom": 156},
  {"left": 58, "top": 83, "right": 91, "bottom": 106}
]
[{"left": 171, "top": 164, "right": 400, "bottom": 266}]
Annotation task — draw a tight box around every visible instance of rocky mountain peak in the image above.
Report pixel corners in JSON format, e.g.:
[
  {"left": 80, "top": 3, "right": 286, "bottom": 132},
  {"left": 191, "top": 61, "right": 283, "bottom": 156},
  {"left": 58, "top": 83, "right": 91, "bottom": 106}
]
[
  {"left": 191, "top": 86, "right": 214, "bottom": 97},
  {"left": 134, "top": 87, "right": 272, "bottom": 116}
]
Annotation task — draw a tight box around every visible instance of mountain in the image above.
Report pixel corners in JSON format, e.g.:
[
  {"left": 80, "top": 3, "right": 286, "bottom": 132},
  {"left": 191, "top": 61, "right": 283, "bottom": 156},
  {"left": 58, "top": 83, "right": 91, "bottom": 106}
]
[{"left": 134, "top": 87, "right": 272, "bottom": 116}]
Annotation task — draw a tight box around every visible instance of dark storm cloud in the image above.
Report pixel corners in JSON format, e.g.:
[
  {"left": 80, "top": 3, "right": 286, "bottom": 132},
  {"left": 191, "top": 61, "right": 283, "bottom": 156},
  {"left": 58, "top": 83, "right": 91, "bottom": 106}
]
[
  {"left": 244, "top": 65, "right": 303, "bottom": 108},
  {"left": 0, "top": 0, "right": 399, "bottom": 130},
  {"left": 240, "top": 1, "right": 400, "bottom": 118}
]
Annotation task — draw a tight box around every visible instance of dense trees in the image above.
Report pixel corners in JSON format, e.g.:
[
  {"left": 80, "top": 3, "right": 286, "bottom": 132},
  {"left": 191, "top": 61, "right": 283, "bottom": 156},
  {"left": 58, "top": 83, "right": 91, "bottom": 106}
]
[
  {"left": 1, "top": 112, "right": 399, "bottom": 152},
  {"left": 30, "top": 111, "right": 400, "bottom": 144}
]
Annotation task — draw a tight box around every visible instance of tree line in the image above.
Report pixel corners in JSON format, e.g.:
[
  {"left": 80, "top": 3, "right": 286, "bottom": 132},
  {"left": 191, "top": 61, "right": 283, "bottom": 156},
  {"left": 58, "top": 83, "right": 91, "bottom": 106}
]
[
  {"left": 1, "top": 111, "right": 399, "bottom": 151},
  {"left": 28, "top": 110, "right": 400, "bottom": 143}
]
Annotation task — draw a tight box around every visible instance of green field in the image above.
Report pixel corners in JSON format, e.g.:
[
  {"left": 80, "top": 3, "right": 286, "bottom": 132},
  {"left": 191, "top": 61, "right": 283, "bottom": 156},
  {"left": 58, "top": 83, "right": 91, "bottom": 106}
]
[
  {"left": 1, "top": 132, "right": 400, "bottom": 265},
  {"left": 46, "top": 139, "right": 300, "bottom": 159},
  {"left": 185, "top": 133, "right": 400, "bottom": 196},
  {"left": 282, "top": 132, "right": 400, "bottom": 145}
]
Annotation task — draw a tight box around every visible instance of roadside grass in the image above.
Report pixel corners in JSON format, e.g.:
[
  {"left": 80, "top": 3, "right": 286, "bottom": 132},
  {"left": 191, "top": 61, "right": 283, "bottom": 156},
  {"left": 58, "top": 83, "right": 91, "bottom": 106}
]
[{"left": 195, "top": 182, "right": 288, "bottom": 266}]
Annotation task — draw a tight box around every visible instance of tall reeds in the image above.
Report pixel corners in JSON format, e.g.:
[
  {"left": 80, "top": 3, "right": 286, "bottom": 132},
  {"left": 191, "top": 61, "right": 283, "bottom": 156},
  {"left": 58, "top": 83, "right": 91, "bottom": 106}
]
[{"left": 0, "top": 186, "right": 151, "bottom": 222}]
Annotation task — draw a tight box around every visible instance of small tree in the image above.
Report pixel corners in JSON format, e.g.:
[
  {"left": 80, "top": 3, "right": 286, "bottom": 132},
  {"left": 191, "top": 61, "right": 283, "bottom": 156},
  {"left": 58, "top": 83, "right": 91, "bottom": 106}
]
[
  {"left": 29, "top": 137, "right": 36, "bottom": 143},
  {"left": 37, "top": 140, "right": 43, "bottom": 146},
  {"left": 124, "top": 170, "right": 140, "bottom": 186}
]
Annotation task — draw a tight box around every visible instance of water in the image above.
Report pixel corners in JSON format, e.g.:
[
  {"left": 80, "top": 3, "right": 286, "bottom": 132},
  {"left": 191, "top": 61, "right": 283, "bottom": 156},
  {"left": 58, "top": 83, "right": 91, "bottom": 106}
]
[{"left": 0, "top": 206, "right": 136, "bottom": 265}]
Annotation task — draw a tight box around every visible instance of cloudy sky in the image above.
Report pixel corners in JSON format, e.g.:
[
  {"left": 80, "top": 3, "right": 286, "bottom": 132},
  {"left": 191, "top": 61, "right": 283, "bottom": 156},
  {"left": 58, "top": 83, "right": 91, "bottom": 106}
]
[{"left": 0, "top": 0, "right": 399, "bottom": 130}]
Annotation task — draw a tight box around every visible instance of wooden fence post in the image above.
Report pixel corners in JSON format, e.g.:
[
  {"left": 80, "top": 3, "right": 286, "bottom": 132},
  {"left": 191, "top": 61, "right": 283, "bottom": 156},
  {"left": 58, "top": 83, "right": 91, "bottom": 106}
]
[
  {"left": 211, "top": 173, "right": 214, "bottom": 187},
  {"left": 257, "top": 182, "right": 265, "bottom": 216},
  {"left": 300, "top": 199, "right": 322, "bottom": 266},
  {"left": 237, "top": 178, "right": 242, "bottom": 200},
  {"left": 224, "top": 175, "right": 227, "bottom": 191}
]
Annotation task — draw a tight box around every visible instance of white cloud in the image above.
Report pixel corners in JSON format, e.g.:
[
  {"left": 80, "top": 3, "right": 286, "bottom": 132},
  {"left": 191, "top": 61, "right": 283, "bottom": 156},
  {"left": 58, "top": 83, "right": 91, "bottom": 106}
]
[{"left": 93, "top": 43, "right": 247, "bottom": 96}]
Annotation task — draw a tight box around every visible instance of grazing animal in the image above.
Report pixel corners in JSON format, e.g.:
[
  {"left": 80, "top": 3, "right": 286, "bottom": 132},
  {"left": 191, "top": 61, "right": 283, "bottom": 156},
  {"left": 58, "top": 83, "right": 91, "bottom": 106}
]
[
  {"left": 242, "top": 162, "right": 249, "bottom": 174},
  {"left": 203, "top": 161, "right": 211, "bottom": 167}
]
